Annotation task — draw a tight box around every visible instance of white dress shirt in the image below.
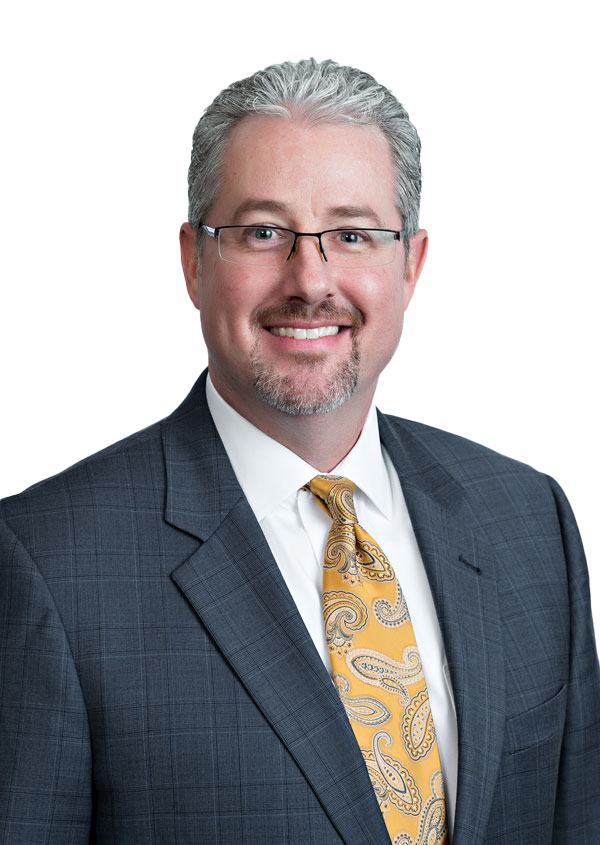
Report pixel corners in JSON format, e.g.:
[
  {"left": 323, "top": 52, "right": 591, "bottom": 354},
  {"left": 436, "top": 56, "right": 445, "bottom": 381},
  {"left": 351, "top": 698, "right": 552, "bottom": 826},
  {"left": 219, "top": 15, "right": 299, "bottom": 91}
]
[{"left": 206, "top": 374, "right": 458, "bottom": 835}]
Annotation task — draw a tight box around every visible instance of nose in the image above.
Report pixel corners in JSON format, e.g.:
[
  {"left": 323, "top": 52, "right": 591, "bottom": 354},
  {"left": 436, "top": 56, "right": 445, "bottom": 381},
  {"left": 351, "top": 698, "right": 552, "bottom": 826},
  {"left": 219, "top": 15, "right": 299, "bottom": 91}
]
[{"left": 279, "top": 234, "right": 335, "bottom": 305}]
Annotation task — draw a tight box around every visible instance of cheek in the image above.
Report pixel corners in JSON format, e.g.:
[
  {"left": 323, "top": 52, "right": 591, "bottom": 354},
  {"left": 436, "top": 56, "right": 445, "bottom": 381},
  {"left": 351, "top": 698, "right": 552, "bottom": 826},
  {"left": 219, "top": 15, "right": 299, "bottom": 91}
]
[
  {"left": 198, "top": 264, "right": 269, "bottom": 352},
  {"left": 199, "top": 256, "right": 246, "bottom": 318},
  {"left": 358, "top": 277, "right": 405, "bottom": 363},
  {"left": 360, "top": 272, "right": 405, "bottom": 326}
]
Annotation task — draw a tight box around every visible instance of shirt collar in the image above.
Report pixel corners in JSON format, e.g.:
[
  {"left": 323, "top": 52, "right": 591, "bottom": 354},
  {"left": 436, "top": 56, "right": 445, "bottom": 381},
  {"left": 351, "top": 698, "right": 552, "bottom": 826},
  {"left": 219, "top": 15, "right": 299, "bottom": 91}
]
[{"left": 206, "top": 374, "right": 393, "bottom": 522}]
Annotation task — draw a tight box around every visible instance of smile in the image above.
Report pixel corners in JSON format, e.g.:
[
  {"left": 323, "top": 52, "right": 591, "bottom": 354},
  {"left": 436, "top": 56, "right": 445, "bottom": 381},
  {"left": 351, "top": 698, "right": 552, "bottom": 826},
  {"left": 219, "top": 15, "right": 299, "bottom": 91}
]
[{"left": 268, "top": 326, "right": 341, "bottom": 339}]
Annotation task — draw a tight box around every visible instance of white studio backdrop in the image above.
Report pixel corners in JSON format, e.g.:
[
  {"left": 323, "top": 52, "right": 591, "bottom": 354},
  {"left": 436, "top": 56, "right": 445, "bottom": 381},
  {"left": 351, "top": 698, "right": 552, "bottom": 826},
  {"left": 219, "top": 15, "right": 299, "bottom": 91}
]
[{"left": 2, "top": 1, "right": 598, "bottom": 627}]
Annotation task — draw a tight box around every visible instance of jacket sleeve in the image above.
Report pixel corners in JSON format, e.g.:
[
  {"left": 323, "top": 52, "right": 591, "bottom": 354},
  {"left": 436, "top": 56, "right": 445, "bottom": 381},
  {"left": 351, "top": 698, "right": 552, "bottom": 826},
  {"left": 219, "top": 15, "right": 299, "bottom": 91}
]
[
  {"left": 0, "top": 519, "right": 92, "bottom": 844},
  {"left": 547, "top": 477, "right": 600, "bottom": 841}
]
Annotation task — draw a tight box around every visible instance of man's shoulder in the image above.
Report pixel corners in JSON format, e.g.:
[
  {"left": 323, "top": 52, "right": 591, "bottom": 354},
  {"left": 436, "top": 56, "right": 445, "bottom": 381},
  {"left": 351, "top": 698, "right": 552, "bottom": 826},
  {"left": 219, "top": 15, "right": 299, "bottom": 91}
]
[
  {"left": 380, "top": 411, "right": 575, "bottom": 541},
  {"left": 379, "top": 410, "right": 559, "bottom": 497},
  {"left": 0, "top": 418, "right": 169, "bottom": 545},
  {"left": 1, "top": 375, "right": 209, "bottom": 524}
]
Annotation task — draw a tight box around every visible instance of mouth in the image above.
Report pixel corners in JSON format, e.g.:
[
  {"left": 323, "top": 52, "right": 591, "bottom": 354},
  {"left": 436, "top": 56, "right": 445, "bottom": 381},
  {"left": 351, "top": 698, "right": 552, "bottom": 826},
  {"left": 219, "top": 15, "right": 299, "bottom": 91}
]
[
  {"left": 267, "top": 325, "right": 341, "bottom": 340},
  {"left": 254, "top": 303, "right": 362, "bottom": 343}
]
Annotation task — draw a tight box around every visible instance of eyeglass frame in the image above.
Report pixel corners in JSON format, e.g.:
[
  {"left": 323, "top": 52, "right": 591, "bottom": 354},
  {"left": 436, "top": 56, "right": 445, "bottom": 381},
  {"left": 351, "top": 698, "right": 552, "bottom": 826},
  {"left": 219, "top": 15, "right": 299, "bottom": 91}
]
[{"left": 199, "top": 223, "right": 404, "bottom": 265}]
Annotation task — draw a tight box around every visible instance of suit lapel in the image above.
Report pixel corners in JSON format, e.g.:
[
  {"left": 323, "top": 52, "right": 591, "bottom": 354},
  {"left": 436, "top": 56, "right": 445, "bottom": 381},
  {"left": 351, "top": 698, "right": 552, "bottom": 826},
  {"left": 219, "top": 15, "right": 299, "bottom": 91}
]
[
  {"left": 162, "top": 374, "right": 390, "bottom": 845},
  {"left": 378, "top": 413, "right": 506, "bottom": 843}
]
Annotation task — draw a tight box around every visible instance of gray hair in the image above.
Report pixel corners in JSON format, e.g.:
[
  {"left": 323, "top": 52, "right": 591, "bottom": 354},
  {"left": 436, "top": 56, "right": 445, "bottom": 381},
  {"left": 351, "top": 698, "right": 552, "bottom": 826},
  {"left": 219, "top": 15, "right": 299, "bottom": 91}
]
[{"left": 187, "top": 58, "right": 422, "bottom": 247}]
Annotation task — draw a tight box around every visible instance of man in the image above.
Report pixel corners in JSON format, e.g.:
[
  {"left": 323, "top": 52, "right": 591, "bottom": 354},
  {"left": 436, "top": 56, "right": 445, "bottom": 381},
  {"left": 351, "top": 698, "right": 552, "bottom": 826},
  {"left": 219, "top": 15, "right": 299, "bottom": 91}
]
[{"left": 0, "top": 58, "right": 598, "bottom": 844}]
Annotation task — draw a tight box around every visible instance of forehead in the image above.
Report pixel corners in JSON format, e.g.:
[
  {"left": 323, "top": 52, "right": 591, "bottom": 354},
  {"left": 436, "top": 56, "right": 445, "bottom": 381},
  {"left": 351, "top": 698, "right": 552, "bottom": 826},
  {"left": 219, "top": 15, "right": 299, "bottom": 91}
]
[{"left": 210, "top": 116, "right": 399, "bottom": 225}]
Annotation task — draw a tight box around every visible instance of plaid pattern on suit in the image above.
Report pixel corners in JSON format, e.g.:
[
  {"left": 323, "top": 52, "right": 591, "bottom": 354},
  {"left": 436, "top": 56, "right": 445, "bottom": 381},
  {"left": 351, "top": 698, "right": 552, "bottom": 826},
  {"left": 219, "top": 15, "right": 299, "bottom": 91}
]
[{"left": 1, "top": 370, "right": 599, "bottom": 844}]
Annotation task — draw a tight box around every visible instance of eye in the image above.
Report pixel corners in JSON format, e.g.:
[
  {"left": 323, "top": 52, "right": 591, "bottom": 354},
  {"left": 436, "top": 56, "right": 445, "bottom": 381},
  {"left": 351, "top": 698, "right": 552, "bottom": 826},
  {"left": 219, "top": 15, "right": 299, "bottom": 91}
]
[
  {"left": 251, "top": 227, "right": 276, "bottom": 240},
  {"left": 338, "top": 230, "right": 363, "bottom": 244},
  {"left": 241, "top": 226, "right": 288, "bottom": 249},
  {"left": 334, "top": 229, "right": 372, "bottom": 247},
  {"left": 241, "top": 223, "right": 293, "bottom": 252}
]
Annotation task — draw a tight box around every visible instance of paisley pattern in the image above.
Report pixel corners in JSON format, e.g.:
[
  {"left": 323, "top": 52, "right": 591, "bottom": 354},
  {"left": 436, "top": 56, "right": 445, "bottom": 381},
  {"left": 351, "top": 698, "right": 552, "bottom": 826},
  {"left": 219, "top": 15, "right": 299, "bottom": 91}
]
[
  {"left": 324, "top": 522, "right": 363, "bottom": 582},
  {"left": 305, "top": 475, "right": 447, "bottom": 845},
  {"left": 393, "top": 772, "right": 447, "bottom": 845},
  {"left": 347, "top": 647, "right": 424, "bottom": 703},
  {"left": 307, "top": 475, "right": 394, "bottom": 583},
  {"left": 362, "top": 731, "right": 422, "bottom": 816},
  {"left": 313, "top": 474, "right": 358, "bottom": 524},
  {"left": 323, "top": 591, "right": 368, "bottom": 656},
  {"left": 354, "top": 531, "right": 395, "bottom": 581},
  {"left": 333, "top": 674, "right": 391, "bottom": 727},
  {"left": 402, "top": 690, "right": 436, "bottom": 761},
  {"left": 374, "top": 580, "right": 410, "bottom": 627}
]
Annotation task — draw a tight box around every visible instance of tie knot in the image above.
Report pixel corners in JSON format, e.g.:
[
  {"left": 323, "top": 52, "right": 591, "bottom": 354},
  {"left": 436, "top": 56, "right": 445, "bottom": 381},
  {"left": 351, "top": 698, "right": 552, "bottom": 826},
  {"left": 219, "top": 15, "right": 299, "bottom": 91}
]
[{"left": 305, "top": 475, "right": 358, "bottom": 525}]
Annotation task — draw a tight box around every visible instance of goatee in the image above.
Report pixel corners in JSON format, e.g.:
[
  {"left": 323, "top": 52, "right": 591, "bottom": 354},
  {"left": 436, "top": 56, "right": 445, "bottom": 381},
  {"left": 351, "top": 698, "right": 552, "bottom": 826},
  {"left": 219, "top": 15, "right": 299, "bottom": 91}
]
[{"left": 250, "top": 302, "right": 363, "bottom": 416}]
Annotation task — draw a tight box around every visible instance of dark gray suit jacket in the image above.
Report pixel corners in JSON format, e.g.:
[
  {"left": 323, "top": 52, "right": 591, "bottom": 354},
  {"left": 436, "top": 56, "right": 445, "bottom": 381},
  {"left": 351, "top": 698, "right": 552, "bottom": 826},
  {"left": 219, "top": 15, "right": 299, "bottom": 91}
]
[{"left": 1, "top": 371, "right": 599, "bottom": 843}]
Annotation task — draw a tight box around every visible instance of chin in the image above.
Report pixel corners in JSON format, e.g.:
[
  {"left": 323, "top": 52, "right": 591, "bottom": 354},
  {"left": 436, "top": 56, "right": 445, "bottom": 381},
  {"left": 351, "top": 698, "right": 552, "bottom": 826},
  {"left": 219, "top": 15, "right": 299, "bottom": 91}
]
[{"left": 252, "top": 352, "right": 361, "bottom": 416}]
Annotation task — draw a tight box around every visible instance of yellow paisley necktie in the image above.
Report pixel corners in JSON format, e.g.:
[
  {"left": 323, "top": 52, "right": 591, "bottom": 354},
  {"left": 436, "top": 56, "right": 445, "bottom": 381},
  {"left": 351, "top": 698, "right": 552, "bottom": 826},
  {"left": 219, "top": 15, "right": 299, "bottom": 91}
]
[{"left": 305, "top": 475, "right": 448, "bottom": 845}]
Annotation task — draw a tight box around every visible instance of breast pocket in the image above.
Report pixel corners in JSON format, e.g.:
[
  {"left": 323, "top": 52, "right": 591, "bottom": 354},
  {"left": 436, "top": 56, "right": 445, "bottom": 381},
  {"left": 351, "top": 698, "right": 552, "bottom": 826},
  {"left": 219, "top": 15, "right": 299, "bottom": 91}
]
[
  {"left": 505, "top": 683, "right": 567, "bottom": 755},
  {"left": 485, "top": 685, "right": 568, "bottom": 841}
]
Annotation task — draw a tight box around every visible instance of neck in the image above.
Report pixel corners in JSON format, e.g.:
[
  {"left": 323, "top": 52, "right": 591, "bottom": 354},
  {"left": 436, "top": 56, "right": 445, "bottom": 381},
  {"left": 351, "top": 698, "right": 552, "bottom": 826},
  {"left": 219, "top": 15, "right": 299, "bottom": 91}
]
[{"left": 209, "top": 369, "right": 375, "bottom": 472}]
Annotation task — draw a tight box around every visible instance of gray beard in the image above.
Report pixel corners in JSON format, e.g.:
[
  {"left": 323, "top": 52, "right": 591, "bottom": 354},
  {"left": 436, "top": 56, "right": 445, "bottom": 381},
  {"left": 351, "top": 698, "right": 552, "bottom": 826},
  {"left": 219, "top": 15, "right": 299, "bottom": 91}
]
[
  {"left": 249, "top": 300, "right": 363, "bottom": 416},
  {"left": 251, "top": 341, "right": 361, "bottom": 416}
]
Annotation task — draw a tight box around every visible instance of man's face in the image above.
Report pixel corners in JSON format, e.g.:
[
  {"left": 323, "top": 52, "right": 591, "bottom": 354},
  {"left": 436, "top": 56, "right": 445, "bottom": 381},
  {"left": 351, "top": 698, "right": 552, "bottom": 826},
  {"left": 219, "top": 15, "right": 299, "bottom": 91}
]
[{"left": 181, "top": 116, "right": 427, "bottom": 423}]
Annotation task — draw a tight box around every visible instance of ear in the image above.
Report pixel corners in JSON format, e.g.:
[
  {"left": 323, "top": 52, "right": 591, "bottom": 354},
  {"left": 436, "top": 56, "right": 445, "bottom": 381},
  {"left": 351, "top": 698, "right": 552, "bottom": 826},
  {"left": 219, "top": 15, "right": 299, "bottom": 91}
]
[
  {"left": 402, "top": 229, "right": 428, "bottom": 311},
  {"left": 180, "top": 222, "right": 200, "bottom": 309}
]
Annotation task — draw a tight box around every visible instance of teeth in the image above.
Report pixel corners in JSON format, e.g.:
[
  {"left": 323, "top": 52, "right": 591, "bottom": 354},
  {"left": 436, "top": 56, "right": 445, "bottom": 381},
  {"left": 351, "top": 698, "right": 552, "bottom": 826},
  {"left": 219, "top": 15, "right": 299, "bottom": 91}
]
[{"left": 269, "top": 326, "right": 341, "bottom": 339}]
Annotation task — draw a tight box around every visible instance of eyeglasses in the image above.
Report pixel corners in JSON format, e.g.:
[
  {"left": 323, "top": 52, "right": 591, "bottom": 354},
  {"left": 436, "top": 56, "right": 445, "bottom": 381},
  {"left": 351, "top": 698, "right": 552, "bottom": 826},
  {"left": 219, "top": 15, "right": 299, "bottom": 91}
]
[{"left": 200, "top": 224, "right": 403, "bottom": 268}]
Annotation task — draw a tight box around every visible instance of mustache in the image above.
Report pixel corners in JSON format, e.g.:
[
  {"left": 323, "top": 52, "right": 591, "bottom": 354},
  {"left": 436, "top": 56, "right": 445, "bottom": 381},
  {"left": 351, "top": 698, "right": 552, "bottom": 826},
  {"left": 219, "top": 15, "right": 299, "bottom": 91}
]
[{"left": 254, "top": 301, "right": 365, "bottom": 330}]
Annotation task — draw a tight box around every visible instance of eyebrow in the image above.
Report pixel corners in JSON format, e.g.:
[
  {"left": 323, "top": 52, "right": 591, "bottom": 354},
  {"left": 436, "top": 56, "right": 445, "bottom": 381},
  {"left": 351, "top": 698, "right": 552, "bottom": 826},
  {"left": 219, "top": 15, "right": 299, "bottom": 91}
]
[
  {"left": 231, "top": 199, "right": 291, "bottom": 222},
  {"left": 327, "top": 205, "right": 384, "bottom": 228},
  {"left": 230, "top": 200, "right": 385, "bottom": 229}
]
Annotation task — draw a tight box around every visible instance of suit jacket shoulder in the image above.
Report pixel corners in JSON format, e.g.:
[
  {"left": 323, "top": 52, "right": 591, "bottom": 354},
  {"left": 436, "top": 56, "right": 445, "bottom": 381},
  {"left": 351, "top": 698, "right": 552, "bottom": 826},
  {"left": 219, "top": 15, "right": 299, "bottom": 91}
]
[
  {"left": 382, "top": 410, "right": 545, "bottom": 477},
  {"left": 378, "top": 410, "right": 565, "bottom": 526}
]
